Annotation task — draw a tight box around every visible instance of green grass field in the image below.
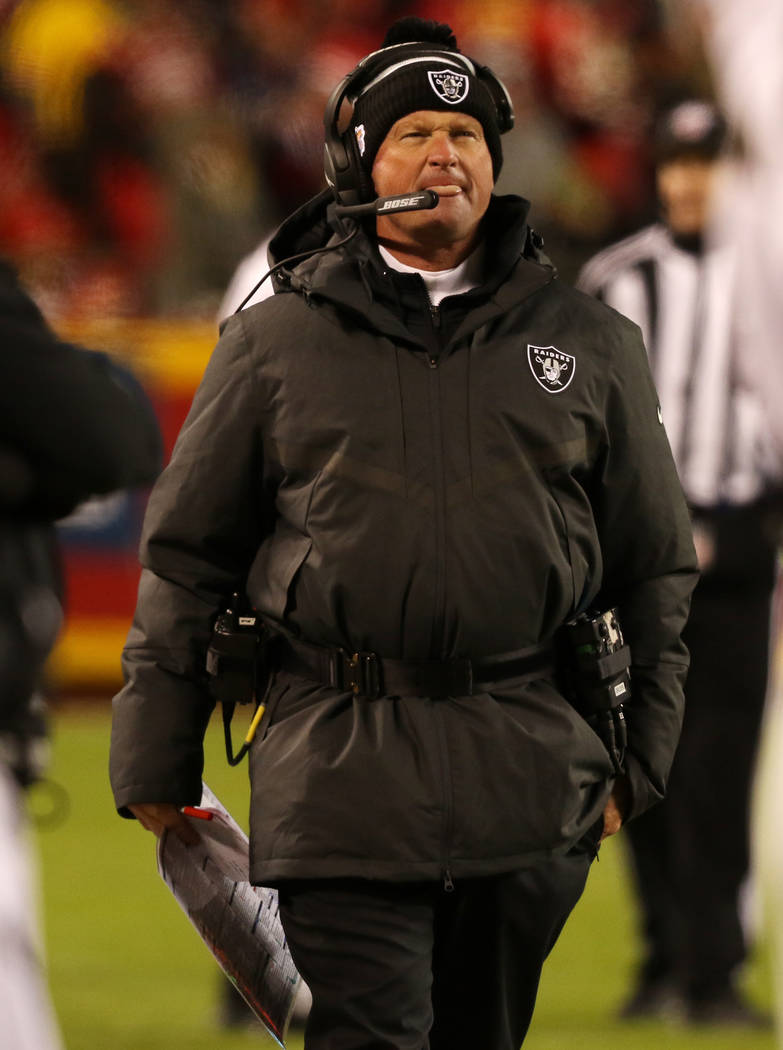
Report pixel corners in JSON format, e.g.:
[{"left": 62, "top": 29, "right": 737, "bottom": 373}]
[{"left": 32, "top": 704, "right": 776, "bottom": 1050}]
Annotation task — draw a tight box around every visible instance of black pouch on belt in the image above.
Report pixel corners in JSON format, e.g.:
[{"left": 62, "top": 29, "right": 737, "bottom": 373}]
[
  {"left": 206, "top": 592, "right": 279, "bottom": 766},
  {"left": 557, "top": 608, "right": 631, "bottom": 774}
]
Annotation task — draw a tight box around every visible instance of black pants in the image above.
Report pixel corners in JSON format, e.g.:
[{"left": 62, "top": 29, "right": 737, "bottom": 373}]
[
  {"left": 278, "top": 847, "right": 594, "bottom": 1050},
  {"left": 625, "top": 508, "right": 776, "bottom": 1002}
]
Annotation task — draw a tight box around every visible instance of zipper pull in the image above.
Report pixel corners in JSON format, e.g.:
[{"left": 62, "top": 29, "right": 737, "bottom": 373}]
[
  {"left": 443, "top": 868, "right": 455, "bottom": 893},
  {"left": 428, "top": 355, "right": 438, "bottom": 369}
]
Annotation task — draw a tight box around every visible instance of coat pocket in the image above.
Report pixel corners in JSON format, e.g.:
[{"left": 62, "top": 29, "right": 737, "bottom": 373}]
[
  {"left": 247, "top": 527, "right": 312, "bottom": 621},
  {"left": 544, "top": 472, "right": 601, "bottom": 614}
]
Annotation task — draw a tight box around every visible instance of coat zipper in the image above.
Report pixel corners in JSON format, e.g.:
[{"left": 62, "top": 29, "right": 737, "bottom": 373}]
[
  {"left": 427, "top": 304, "right": 440, "bottom": 367},
  {"left": 434, "top": 701, "right": 456, "bottom": 893},
  {"left": 424, "top": 289, "right": 454, "bottom": 891},
  {"left": 425, "top": 294, "right": 447, "bottom": 657}
]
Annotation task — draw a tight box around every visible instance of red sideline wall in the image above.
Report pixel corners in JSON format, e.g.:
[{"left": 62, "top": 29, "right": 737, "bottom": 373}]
[{"left": 49, "top": 319, "right": 215, "bottom": 691}]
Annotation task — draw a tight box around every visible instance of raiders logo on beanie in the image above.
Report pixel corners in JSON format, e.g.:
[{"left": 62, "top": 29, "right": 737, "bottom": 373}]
[{"left": 351, "top": 18, "right": 505, "bottom": 180}]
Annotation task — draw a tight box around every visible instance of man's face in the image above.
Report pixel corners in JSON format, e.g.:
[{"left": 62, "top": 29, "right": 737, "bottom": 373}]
[
  {"left": 370, "top": 110, "right": 494, "bottom": 258},
  {"left": 656, "top": 155, "right": 719, "bottom": 237}
]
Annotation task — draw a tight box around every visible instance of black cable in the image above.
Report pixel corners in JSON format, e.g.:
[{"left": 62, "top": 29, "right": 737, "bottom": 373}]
[
  {"left": 614, "top": 704, "right": 628, "bottom": 764},
  {"left": 222, "top": 702, "right": 246, "bottom": 766},
  {"left": 234, "top": 226, "right": 360, "bottom": 314}
]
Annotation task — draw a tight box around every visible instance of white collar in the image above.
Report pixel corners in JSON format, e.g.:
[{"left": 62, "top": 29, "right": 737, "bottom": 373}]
[{"left": 378, "top": 243, "right": 484, "bottom": 306}]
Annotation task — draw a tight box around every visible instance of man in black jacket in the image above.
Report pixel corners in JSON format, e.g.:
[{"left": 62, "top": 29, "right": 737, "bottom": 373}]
[
  {"left": 110, "top": 18, "right": 698, "bottom": 1050},
  {"left": 0, "top": 258, "right": 161, "bottom": 1050}
]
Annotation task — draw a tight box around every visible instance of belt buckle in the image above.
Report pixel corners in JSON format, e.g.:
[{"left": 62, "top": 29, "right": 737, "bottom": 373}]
[{"left": 332, "top": 648, "right": 381, "bottom": 699}]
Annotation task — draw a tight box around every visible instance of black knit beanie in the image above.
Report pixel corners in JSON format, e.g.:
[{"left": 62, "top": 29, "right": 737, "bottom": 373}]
[{"left": 351, "top": 19, "right": 505, "bottom": 181}]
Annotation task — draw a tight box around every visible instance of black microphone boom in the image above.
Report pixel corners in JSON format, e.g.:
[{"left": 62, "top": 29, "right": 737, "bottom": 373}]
[{"left": 334, "top": 189, "right": 439, "bottom": 219}]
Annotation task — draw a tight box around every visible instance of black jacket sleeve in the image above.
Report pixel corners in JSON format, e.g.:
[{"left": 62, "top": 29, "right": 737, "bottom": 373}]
[
  {"left": 593, "top": 313, "right": 699, "bottom": 820},
  {"left": 0, "top": 261, "right": 162, "bottom": 518},
  {"left": 110, "top": 316, "right": 268, "bottom": 814}
]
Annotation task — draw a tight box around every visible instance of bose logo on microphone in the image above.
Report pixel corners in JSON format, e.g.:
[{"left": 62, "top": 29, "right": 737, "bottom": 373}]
[{"left": 378, "top": 195, "right": 427, "bottom": 211}]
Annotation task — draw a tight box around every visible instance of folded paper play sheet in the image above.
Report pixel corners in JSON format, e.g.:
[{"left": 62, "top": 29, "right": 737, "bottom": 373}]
[{"left": 157, "top": 783, "right": 301, "bottom": 1046}]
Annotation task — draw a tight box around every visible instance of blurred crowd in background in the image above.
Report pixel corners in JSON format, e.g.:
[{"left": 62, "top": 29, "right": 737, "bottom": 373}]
[{"left": 0, "top": 0, "right": 715, "bottom": 321}]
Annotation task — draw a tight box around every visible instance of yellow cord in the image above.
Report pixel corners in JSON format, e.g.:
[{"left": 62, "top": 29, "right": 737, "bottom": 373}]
[{"left": 243, "top": 703, "right": 266, "bottom": 746}]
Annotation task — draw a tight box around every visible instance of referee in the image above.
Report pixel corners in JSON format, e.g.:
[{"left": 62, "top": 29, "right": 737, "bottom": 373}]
[{"left": 579, "top": 99, "right": 781, "bottom": 1028}]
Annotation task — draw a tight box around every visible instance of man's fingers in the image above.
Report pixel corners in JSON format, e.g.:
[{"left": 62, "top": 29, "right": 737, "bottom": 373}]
[
  {"left": 599, "top": 811, "right": 622, "bottom": 841},
  {"left": 598, "top": 776, "right": 630, "bottom": 842},
  {"left": 599, "top": 794, "right": 624, "bottom": 841},
  {"left": 171, "top": 815, "right": 201, "bottom": 846},
  {"left": 128, "top": 804, "right": 163, "bottom": 835},
  {"left": 128, "top": 803, "right": 200, "bottom": 846}
]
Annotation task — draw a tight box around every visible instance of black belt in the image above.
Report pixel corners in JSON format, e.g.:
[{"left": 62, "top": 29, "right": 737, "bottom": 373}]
[{"left": 278, "top": 636, "right": 556, "bottom": 699}]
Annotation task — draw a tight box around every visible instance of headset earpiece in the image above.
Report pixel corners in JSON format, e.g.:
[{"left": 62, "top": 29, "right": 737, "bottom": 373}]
[
  {"left": 323, "top": 70, "right": 371, "bottom": 208},
  {"left": 476, "top": 64, "right": 515, "bottom": 134},
  {"left": 323, "top": 77, "right": 351, "bottom": 182}
]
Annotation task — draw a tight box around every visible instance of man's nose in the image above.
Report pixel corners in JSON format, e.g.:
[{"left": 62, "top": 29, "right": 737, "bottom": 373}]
[{"left": 427, "top": 132, "right": 458, "bottom": 165}]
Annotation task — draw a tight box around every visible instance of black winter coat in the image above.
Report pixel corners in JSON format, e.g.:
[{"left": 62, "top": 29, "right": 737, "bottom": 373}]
[{"left": 110, "top": 194, "right": 698, "bottom": 885}]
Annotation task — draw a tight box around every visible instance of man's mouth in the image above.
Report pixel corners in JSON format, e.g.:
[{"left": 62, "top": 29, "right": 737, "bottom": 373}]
[{"left": 424, "top": 184, "right": 463, "bottom": 198}]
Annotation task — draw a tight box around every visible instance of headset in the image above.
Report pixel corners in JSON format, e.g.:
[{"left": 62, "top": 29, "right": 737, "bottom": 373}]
[{"left": 323, "top": 41, "right": 515, "bottom": 209}]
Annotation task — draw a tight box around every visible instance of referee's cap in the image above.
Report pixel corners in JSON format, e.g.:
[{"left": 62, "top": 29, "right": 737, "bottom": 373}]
[{"left": 654, "top": 100, "right": 727, "bottom": 163}]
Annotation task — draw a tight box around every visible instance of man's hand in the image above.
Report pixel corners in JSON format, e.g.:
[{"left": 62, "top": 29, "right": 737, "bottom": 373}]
[
  {"left": 128, "top": 803, "right": 200, "bottom": 846},
  {"left": 599, "top": 776, "right": 631, "bottom": 842}
]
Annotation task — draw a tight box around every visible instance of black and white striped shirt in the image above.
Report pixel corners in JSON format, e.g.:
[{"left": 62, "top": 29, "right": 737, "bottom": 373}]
[{"left": 578, "top": 224, "right": 777, "bottom": 508}]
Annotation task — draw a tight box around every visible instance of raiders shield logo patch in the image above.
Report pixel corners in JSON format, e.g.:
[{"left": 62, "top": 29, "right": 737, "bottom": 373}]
[
  {"left": 527, "top": 345, "right": 575, "bottom": 393},
  {"left": 427, "top": 69, "right": 470, "bottom": 105}
]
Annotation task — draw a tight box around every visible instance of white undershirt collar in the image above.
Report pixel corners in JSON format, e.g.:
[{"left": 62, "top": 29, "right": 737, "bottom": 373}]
[{"left": 378, "top": 243, "right": 484, "bottom": 306}]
